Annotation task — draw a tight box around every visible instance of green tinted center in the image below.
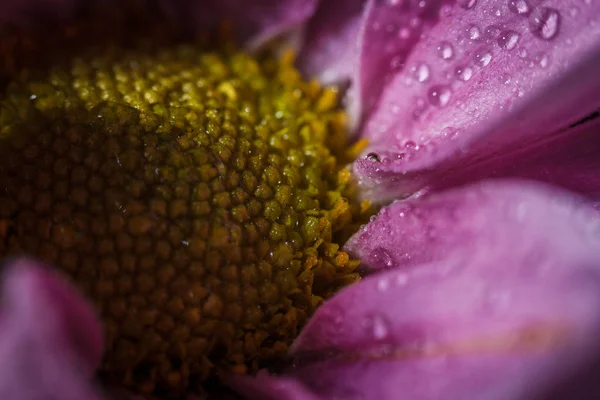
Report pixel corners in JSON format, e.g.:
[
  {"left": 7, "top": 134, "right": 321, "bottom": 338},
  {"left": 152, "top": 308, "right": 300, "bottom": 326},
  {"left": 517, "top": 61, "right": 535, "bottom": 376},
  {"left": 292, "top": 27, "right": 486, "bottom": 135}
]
[{"left": 0, "top": 37, "right": 368, "bottom": 395}]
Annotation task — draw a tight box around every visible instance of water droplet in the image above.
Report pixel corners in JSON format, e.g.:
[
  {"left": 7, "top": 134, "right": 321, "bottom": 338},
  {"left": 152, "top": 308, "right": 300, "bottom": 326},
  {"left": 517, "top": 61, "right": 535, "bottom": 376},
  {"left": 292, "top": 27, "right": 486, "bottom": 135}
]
[
  {"left": 467, "top": 24, "right": 481, "bottom": 40},
  {"left": 458, "top": 0, "right": 477, "bottom": 9},
  {"left": 369, "top": 247, "right": 395, "bottom": 268},
  {"left": 498, "top": 30, "right": 520, "bottom": 50},
  {"left": 366, "top": 152, "right": 381, "bottom": 162},
  {"left": 440, "top": 126, "right": 459, "bottom": 140},
  {"left": 377, "top": 277, "right": 390, "bottom": 292},
  {"left": 529, "top": 7, "right": 561, "bottom": 40},
  {"left": 508, "top": 0, "right": 530, "bottom": 15},
  {"left": 414, "top": 63, "right": 430, "bottom": 82},
  {"left": 428, "top": 85, "right": 452, "bottom": 107},
  {"left": 437, "top": 41, "right": 454, "bottom": 60},
  {"left": 455, "top": 66, "right": 474, "bottom": 81},
  {"left": 485, "top": 24, "right": 502, "bottom": 40},
  {"left": 538, "top": 54, "right": 549, "bottom": 68},
  {"left": 398, "top": 27, "right": 411, "bottom": 39},
  {"left": 363, "top": 314, "right": 390, "bottom": 340},
  {"left": 404, "top": 140, "right": 417, "bottom": 149},
  {"left": 475, "top": 51, "right": 493, "bottom": 67}
]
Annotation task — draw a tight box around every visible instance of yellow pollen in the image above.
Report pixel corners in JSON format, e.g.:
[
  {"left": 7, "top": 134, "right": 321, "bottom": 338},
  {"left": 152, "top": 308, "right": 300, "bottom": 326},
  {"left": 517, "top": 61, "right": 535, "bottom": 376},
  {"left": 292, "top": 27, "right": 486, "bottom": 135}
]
[{"left": 0, "top": 9, "right": 371, "bottom": 397}]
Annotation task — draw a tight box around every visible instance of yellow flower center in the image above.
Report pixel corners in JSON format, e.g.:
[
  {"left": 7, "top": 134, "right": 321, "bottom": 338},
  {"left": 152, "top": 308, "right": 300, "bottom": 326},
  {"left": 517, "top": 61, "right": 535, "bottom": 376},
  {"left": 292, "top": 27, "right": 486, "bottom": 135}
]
[{"left": 0, "top": 7, "right": 370, "bottom": 397}]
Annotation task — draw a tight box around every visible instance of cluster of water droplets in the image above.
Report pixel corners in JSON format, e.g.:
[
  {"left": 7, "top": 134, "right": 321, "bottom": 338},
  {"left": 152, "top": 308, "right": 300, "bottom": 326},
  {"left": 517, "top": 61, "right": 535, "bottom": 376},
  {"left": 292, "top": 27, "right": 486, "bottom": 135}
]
[
  {"left": 364, "top": 0, "right": 581, "bottom": 168},
  {"left": 414, "top": 1, "right": 563, "bottom": 111}
]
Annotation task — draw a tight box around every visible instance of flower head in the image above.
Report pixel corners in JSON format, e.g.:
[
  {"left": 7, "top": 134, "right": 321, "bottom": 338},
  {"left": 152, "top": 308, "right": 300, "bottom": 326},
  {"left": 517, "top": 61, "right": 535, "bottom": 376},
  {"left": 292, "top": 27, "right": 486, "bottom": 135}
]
[{"left": 0, "top": 1, "right": 600, "bottom": 400}]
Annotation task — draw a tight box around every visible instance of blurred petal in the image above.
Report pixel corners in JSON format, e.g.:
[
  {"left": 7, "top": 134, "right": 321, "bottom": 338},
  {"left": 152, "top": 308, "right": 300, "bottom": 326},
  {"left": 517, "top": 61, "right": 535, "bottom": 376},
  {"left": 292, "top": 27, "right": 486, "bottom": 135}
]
[
  {"left": 0, "top": 258, "right": 104, "bottom": 400},
  {"left": 227, "top": 373, "right": 323, "bottom": 400},
  {"left": 352, "top": 0, "right": 600, "bottom": 202},
  {"left": 158, "top": 0, "right": 319, "bottom": 48},
  {"left": 298, "top": 0, "right": 365, "bottom": 85},
  {"left": 281, "top": 180, "right": 600, "bottom": 400}
]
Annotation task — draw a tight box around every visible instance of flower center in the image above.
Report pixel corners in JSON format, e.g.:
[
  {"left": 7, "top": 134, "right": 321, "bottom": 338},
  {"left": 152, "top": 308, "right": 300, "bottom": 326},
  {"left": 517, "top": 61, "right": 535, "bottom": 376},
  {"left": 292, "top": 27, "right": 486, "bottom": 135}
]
[{"left": 0, "top": 13, "right": 369, "bottom": 397}]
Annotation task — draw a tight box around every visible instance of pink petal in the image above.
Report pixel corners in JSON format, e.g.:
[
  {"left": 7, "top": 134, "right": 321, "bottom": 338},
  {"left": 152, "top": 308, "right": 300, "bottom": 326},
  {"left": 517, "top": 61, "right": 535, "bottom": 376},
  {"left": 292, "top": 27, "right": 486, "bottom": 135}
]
[
  {"left": 432, "top": 116, "right": 600, "bottom": 205},
  {"left": 352, "top": 0, "right": 600, "bottom": 201},
  {"left": 298, "top": 0, "right": 365, "bottom": 85},
  {"left": 281, "top": 180, "right": 600, "bottom": 400},
  {"left": 0, "top": 258, "right": 105, "bottom": 400},
  {"left": 345, "top": 178, "right": 598, "bottom": 272},
  {"left": 158, "top": 0, "right": 319, "bottom": 49},
  {"left": 227, "top": 373, "right": 323, "bottom": 400}
]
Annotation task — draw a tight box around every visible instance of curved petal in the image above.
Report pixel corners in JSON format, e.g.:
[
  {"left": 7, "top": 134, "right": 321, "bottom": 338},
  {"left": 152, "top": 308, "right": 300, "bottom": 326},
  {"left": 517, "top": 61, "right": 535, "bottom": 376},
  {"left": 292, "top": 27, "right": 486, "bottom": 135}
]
[
  {"left": 431, "top": 116, "right": 600, "bottom": 205},
  {"left": 0, "top": 258, "right": 105, "bottom": 400},
  {"left": 345, "top": 178, "right": 598, "bottom": 272},
  {"left": 352, "top": 0, "right": 600, "bottom": 202},
  {"left": 227, "top": 373, "right": 323, "bottom": 400},
  {"left": 157, "top": 0, "right": 319, "bottom": 48},
  {"left": 279, "top": 180, "right": 600, "bottom": 400}
]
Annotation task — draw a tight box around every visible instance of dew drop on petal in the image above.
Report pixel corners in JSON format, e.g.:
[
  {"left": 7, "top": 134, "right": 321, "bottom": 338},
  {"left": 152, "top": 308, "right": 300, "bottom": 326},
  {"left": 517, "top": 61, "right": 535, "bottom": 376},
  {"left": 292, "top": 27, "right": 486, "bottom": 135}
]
[
  {"left": 414, "top": 63, "right": 430, "bottom": 82},
  {"left": 366, "top": 152, "right": 381, "bottom": 162},
  {"left": 498, "top": 30, "right": 520, "bottom": 50},
  {"left": 455, "top": 66, "right": 474, "bottom": 81},
  {"left": 529, "top": 7, "right": 561, "bottom": 40},
  {"left": 475, "top": 51, "right": 493, "bottom": 67},
  {"left": 437, "top": 41, "right": 454, "bottom": 60},
  {"left": 485, "top": 24, "right": 502, "bottom": 40},
  {"left": 538, "top": 54, "right": 549, "bottom": 68},
  {"left": 508, "top": 0, "right": 531, "bottom": 15},
  {"left": 369, "top": 247, "right": 396, "bottom": 268},
  {"left": 404, "top": 140, "right": 417, "bottom": 149},
  {"left": 440, "top": 126, "right": 459, "bottom": 140},
  {"left": 376, "top": 277, "right": 390, "bottom": 292},
  {"left": 398, "top": 27, "right": 412, "bottom": 39},
  {"left": 428, "top": 85, "right": 452, "bottom": 107},
  {"left": 458, "top": 0, "right": 478, "bottom": 9},
  {"left": 467, "top": 24, "right": 481, "bottom": 40},
  {"left": 363, "top": 314, "right": 390, "bottom": 340}
]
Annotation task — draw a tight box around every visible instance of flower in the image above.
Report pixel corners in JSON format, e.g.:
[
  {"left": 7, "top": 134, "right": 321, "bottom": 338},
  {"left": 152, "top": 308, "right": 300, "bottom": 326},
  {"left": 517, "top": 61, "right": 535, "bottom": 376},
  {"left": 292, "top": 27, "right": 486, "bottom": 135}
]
[{"left": 0, "top": 1, "right": 600, "bottom": 400}]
